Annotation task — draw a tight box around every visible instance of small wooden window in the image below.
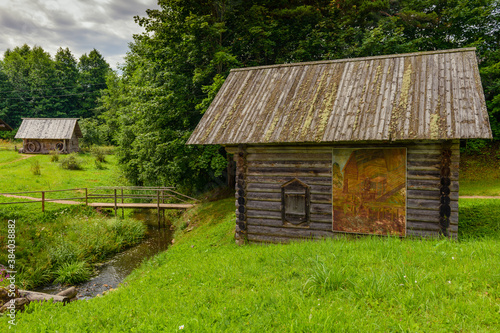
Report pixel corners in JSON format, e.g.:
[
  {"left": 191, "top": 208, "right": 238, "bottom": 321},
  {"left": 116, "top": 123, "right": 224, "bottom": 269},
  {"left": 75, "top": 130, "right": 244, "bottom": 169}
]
[{"left": 281, "top": 178, "right": 310, "bottom": 226}]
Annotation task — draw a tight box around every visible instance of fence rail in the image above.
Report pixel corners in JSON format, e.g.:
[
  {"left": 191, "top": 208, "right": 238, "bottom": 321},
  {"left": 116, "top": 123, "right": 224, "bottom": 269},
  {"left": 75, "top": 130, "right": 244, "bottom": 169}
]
[{"left": 0, "top": 187, "right": 198, "bottom": 225}]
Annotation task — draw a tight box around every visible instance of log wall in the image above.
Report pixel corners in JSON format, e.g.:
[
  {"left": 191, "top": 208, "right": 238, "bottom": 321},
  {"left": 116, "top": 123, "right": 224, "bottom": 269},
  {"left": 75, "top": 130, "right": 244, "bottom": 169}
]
[
  {"left": 22, "top": 133, "right": 80, "bottom": 154},
  {"left": 227, "top": 140, "right": 459, "bottom": 244}
]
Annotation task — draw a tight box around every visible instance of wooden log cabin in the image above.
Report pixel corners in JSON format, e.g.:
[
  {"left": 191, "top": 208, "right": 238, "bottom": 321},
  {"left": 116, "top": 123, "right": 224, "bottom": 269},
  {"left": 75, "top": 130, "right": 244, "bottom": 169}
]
[
  {"left": 15, "top": 118, "right": 82, "bottom": 154},
  {"left": 187, "top": 48, "right": 493, "bottom": 243}
]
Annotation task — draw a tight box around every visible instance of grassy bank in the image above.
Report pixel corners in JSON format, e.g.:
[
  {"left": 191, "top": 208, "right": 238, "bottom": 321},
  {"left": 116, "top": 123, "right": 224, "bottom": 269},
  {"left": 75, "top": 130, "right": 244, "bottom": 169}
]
[
  {"left": 0, "top": 148, "right": 147, "bottom": 289},
  {"left": 4, "top": 198, "right": 499, "bottom": 332},
  {"left": 460, "top": 150, "right": 500, "bottom": 196},
  {"left": 0, "top": 149, "right": 124, "bottom": 196},
  {"left": 0, "top": 204, "right": 146, "bottom": 289}
]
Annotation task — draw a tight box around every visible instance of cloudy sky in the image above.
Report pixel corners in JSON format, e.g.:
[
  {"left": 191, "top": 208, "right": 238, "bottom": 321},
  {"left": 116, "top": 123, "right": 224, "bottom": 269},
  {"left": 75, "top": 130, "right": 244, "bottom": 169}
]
[{"left": 0, "top": 0, "right": 160, "bottom": 70}]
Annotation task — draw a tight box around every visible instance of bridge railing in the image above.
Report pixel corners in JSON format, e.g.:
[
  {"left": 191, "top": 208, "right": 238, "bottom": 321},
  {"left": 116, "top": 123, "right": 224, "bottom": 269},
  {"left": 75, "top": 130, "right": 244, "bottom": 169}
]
[{"left": 0, "top": 186, "right": 198, "bottom": 213}]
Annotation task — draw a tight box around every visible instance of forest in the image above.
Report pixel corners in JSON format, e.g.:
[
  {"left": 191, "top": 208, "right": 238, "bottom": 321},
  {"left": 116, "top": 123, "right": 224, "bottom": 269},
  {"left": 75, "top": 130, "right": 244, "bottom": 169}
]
[{"left": 1, "top": 0, "right": 499, "bottom": 193}]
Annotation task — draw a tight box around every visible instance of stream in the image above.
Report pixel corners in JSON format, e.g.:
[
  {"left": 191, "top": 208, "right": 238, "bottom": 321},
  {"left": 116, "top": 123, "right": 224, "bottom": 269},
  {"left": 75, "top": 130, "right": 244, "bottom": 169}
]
[{"left": 36, "top": 211, "right": 172, "bottom": 299}]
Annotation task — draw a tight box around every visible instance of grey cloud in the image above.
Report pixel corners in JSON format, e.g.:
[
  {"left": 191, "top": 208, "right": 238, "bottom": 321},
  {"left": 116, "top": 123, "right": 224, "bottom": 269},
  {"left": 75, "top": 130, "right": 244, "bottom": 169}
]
[{"left": 0, "top": 0, "right": 160, "bottom": 69}]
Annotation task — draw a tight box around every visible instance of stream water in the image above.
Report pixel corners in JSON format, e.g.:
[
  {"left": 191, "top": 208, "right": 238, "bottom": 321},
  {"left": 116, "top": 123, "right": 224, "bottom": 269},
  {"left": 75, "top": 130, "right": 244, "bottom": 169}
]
[{"left": 36, "top": 211, "right": 172, "bottom": 299}]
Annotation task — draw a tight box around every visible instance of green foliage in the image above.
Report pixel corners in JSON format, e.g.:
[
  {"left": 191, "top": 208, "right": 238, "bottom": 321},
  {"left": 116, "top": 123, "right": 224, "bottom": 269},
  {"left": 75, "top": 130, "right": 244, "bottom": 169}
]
[
  {"left": 53, "top": 261, "right": 90, "bottom": 285},
  {"left": 60, "top": 153, "right": 83, "bottom": 170},
  {"left": 0, "top": 45, "right": 111, "bottom": 129},
  {"left": 91, "top": 146, "right": 106, "bottom": 163},
  {"left": 30, "top": 159, "right": 41, "bottom": 175}
]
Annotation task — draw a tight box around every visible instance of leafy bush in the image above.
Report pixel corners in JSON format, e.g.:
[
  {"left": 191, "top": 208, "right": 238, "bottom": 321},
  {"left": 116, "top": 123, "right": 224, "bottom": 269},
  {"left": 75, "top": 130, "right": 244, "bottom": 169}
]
[
  {"left": 53, "top": 261, "right": 90, "bottom": 285},
  {"left": 60, "top": 153, "right": 83, "bottom": 170},
  {"left": 30, "top": 159, "right": 41, "bottom": 175},
  {"left": 49, "top": 150, "right": 60, "bottom": 162},
  {"left": 94, "top": 160, "right": 106, "bottom": 170},
  {"left": 91, "top": 146, "right": 106, "bottom": 163}
]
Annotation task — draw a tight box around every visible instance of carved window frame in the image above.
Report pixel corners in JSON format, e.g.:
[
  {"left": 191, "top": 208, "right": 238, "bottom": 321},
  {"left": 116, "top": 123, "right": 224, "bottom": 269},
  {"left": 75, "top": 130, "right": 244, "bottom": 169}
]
[{"left": 281, "top": 178, "right": 310, "bottom": 226}]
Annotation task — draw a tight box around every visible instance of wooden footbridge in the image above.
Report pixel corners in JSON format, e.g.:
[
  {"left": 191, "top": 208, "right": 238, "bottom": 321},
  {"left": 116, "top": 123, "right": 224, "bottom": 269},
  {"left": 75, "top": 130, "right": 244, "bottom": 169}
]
[{"left": 0, "top": 187, "right": 198, "bottom": 225}]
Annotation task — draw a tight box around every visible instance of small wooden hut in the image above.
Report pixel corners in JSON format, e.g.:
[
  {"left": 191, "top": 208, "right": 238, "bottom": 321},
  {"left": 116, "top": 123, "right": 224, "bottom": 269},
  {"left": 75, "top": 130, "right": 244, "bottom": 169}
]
[
  {"left": 15, "top": 118, "right": 82, "bottom": 154},
  {"left": 0, "top": 119, "right": 13, "bottom": 131},
  {"left": 187, "top": 48, "right": 492, "bottom": 243}
]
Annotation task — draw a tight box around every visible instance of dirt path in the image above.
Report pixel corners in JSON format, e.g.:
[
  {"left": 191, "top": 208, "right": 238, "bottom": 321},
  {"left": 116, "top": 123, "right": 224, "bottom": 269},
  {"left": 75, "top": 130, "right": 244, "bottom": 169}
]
[
  {"left": 0, "top": 194, "right": 82, "bottom": 205},
  {"left": 0, "top": 154, "right": 35, "bottom": 167},
  {"left": 460, "top": 196, "right": 500, "bottom": 199}
]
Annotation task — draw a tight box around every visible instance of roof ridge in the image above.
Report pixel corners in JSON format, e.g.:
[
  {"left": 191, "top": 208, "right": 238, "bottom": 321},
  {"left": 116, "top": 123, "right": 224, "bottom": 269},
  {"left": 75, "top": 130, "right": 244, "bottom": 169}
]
[{"left": 230, "top": 47, "right": 476, "bottom": 73}]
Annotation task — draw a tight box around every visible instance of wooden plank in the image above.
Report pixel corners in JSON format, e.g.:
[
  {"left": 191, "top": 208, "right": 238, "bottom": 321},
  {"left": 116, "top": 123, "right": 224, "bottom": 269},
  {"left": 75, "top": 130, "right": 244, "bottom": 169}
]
[
  {"left": 247, "top": 175, "right": 332, "bottom": 185},
  {"left": 246, "top": 192, "right": 331, "bottom": 203},
  {"left": 407, "top": 199, "right": 458, "bottom": 211},
  {"left": 247, "top": 225, "right": 333, "bottom": 238},
  {"left": 247, "top": 182, "right": 332, "bottom": 194},
  {"left": 407, "top": 170, "right": 458, "bottom": 180},
  {"left": 407, "top": 153, "right": 459, "bottom": 162},
  {"left": 247, "top": 166, "right": 331, "bottom": 177},
  {"left": 247, "top": 160, "right": 332, "bottom": 168},
  {"left": 247, "top": 218, "right": 333, "bottom": 231},
  {"left": 407, "top": 221, "right": 458, "bottom": 232},
  {"left": 247, "top": 234, "right": 294, "bottom": 243},
  {"left": 407, "top": 209, "right": 457, "bottom": 223},
  {"left": 407, "top": 179, "right": 458, "bottom": 191},
  {"left": 246, "top": 199, "right": 332, "bottom": 214},
  {"left": 407, "top": 189, "right": 458, "bottom": 201},
  {"left": 246, "top": 146, "right": 334, "bottom": 154},
  {"left": 247, "top": 153, "right": 332, "bottom": 161},
  {"left": 408, "top": 159, "right": 459, "bottom": 169},
  {"left": 87, "top": 203, "right": 194, "bottom": 209}
]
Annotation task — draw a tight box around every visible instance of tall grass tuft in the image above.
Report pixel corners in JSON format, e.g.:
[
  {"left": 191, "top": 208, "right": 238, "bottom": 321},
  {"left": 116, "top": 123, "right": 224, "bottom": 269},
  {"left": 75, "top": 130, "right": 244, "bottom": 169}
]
[
  {"left": 53, "top": 261, "right": 90, "bottom": 285},
  {"left": 304, "top": 257, "right": 351, "bottom": 294},
  {"left": 30, "top": 159, "right": 41, "bottom": 175}
]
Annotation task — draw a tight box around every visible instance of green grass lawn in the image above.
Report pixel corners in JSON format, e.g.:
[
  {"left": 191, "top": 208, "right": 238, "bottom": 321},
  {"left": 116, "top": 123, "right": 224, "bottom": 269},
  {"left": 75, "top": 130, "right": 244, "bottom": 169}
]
[
  {"left": 0, "top": 150, "right": 126, "bottom": 198},
  {"left": 460, "top": 152, "right": 500, "bottom": 196},
  {"left": 3, "top": 198, "right": 499, "bottom": 332}
]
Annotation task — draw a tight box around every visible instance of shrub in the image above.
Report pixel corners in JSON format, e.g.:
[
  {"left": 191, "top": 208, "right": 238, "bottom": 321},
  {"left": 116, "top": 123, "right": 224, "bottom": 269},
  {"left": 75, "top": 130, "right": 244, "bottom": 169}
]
[
  {"left": 60, "top": 153, "right": 83, "bottom": 170},
  {"left": 94, "top": 160, "right": 106, "bottom": 170},
  {"left": 30, "top": 159, "right": 41, "bottom": 175},
  {"left": 91, "top": 146, "right": 106, "bottom": 163},
  {"left": 53, "top": 261, "right": 91, "bottom": 285},
  {"left": 49, "top": 150, "right": 60, "bottom": 162}
]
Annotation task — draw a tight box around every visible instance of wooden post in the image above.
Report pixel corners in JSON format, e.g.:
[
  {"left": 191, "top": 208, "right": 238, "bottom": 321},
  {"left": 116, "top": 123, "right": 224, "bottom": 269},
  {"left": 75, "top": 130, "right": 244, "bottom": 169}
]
[
  {"left": 157, "top": 190, "right": 160, "bottom": 228},
  {"left": 121, "top": 188, "right": 124, "bottom": 218},
  {"left": 114, "top": 189, "right": 117, "bottom": 217},
  {"left": 161, "top": 190, "right": 165, "bottom": 227},
  {"left": 85, "top": 188, "right": 88, "bottom": 206},
  {"left": 42, "top": 191, "right": 45, "bottom": 212}
]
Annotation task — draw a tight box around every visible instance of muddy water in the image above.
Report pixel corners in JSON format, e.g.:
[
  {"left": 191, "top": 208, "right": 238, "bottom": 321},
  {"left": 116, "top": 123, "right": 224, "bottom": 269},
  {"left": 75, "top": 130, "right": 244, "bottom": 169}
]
[{"left": 37, "top": 211, "right": 172, "bottom": 299}]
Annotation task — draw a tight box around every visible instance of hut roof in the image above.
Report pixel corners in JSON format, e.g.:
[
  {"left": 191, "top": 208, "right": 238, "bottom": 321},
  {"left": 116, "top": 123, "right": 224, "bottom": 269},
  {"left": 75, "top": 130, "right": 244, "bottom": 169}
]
[
  {"left": 0, "top": 119, "right": 12, "bottom": 131},
  {"left": 188, "top": 48, "right": 492, "bottom": 145},
  {"left": 14, "top": 118, "right": 82, "bottom": 139}
]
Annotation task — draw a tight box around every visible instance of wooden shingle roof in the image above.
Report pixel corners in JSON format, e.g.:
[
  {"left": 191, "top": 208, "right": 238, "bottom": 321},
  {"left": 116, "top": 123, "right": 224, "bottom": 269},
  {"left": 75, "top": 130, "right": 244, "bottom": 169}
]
[
  {"left": 15, "top": 118, "right": 82, "bottom": 139},
  {"left": 0, "top": 119, "right": 12, "bottom": 131},
  {"left": 188, "top": 48, "right": 492, "bottom": 145}
]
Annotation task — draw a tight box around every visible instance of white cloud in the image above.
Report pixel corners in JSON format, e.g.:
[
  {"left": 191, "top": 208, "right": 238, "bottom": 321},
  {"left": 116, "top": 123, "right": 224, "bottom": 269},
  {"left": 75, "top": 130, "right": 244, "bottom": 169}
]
[{"left": 0, "top": 0, "right": 159, "bottom": 70}]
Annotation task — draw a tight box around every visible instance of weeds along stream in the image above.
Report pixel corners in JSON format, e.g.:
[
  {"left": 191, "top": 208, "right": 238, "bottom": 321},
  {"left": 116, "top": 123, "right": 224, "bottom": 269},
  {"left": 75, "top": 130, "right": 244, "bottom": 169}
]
[{"left": 35, "top": 210, "right": 173, "bottom": 299}]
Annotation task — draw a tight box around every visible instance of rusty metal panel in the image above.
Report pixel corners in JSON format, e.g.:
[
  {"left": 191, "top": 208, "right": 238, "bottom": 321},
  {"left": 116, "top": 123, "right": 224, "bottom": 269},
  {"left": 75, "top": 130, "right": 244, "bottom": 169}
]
[
  {"left": 15, "top": 118, "right": 82, "bottom": 140},
  {"left": 187, "top": 48, "right": 492, "bottom": 145}
]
